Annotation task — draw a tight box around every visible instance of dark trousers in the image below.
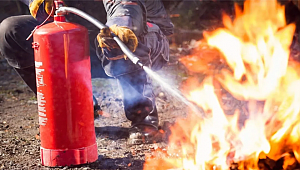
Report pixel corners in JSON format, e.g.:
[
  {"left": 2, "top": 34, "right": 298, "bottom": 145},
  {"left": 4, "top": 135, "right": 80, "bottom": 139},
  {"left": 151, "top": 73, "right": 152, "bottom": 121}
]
[{"left": 0, "top": 15, "right": 169, "bottom": 125}]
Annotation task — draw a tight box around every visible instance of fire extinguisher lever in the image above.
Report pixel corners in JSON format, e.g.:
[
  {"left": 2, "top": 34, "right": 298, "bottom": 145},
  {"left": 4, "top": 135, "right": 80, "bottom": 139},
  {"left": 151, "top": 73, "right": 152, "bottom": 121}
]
[{"left": 56, "top": 7, "right": 142, "bottom": 66}]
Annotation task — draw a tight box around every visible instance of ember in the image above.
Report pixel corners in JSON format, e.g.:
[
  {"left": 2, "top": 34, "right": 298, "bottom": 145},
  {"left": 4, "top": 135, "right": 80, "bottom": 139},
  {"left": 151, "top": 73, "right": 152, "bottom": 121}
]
[{"left": 144, "top": 0, "right": 300, "bottom": 169}]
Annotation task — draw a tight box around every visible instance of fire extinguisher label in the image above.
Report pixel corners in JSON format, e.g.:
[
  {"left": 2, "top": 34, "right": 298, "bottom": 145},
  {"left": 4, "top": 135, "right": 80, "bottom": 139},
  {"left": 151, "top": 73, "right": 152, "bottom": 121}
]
[
  {"left": 35, "top": 62, "right": 45, "bottom": 87},
  {"left": 37, "top": 92, "right": 47, "bottom": 126},
  {"left": 35, "top": 61, "right": 47, "bottom": 126}
]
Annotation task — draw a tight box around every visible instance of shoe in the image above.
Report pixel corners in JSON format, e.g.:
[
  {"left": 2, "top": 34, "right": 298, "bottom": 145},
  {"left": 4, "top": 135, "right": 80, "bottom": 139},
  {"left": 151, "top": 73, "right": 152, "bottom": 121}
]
[
  {"left": 128, "top": 123, "right": 163, "bottom": 145},
  {"left": 93, "top": 95, "right": 101, "bottom": 119},
  {"left": 128, "top": 107, "right": 162, "bottom": 145}
]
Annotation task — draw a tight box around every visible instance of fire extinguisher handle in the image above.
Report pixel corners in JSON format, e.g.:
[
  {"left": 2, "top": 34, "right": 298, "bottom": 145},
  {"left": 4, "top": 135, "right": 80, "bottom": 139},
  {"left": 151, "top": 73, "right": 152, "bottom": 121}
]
[{"left": 56, "top": 7, "right": 142, "bottom": 66}]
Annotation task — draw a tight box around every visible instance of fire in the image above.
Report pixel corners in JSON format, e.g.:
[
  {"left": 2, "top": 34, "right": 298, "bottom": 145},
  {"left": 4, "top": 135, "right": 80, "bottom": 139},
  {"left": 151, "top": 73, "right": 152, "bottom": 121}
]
[{"left": 144, "top": 0, "right": 300, "bottom": 169}]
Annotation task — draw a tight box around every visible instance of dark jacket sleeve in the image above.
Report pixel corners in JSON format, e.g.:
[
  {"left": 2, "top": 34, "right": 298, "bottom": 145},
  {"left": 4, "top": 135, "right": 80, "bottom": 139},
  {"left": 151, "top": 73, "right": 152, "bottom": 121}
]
[{"left": 103, "top": 0, "right": 147, "bottom": 36}]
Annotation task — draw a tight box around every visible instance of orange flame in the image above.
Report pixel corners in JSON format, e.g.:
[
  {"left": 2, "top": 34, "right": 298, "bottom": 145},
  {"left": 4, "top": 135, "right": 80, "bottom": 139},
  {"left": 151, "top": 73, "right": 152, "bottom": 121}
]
[{"left": 144, "top": 0, "right": 300, "bottom": 169}]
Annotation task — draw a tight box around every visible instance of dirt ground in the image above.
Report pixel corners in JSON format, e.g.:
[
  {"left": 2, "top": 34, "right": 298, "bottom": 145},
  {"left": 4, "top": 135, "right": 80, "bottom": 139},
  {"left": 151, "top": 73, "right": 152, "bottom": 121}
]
[{"left": 0, "top": 47, "right": 193, "bottom": 170}]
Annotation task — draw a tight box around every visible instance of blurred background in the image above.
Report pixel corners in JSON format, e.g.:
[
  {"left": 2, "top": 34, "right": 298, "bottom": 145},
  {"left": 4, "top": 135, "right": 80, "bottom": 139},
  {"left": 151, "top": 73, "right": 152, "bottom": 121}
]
[{"left": 0, "top": 0, "right": 299, "bottom": 46}]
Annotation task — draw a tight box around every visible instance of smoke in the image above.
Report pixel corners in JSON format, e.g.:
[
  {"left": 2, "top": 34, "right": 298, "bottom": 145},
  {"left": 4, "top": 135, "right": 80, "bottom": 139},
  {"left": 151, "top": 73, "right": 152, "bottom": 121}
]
[{"left": 145, "top": 66, "right": 204, "bottom": 117}]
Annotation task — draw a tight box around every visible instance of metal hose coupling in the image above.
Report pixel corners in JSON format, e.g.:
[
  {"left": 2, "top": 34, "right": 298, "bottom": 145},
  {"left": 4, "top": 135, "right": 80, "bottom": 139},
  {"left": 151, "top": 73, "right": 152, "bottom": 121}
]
[{"left": 54, "top": 0, "right": 64, "bottom": 10}]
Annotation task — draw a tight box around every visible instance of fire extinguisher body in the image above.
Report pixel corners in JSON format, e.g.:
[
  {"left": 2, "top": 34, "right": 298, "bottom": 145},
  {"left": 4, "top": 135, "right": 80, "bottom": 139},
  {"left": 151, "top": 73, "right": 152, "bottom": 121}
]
[{"left": 33, "top": 18, "right": 98, "bottom": 166}]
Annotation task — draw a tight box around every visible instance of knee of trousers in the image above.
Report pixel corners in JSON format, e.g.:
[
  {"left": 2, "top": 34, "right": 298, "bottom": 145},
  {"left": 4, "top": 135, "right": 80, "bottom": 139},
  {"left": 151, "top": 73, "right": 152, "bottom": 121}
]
[
  {"left": 103, "top": 58, "right": 143, "bottom": 77},
  {"left": 0, "top": 16, "right": 37, "bottom": 69},
  {"left": 0, "top": 17, "right": 17, "bottom": 37},
  {"left": 95, "top": 45, "right": 147, "bottom": 78},
  {"left": 0, "top": 17, "right": 16, "bottom": 52},
  {"left": 95, "top": 43, "right": 152, "bottom": 78}
]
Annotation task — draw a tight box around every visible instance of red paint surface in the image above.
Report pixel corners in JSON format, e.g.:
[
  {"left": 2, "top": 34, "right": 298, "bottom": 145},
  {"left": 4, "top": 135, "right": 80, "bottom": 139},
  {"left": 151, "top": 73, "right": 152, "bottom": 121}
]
[
  {"left": 33, "top": 20, "right": 97, "bottom": 166},
  {"left": 147, "top": 22, "right": 153, "bottom": 27}
]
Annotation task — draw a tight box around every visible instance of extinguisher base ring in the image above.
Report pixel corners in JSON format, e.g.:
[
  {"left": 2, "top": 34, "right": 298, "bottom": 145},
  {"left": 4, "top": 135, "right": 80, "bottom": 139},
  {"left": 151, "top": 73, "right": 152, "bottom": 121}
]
[{"left": 40, "top": 143, "right": 98, "bottom": 167}]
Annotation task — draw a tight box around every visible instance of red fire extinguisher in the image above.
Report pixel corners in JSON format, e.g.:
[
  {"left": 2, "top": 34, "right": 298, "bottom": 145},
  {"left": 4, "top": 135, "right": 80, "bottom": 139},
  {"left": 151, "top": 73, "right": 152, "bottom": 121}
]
[{"left": 32, "top": 7, "right": 98, "bottom": 167}]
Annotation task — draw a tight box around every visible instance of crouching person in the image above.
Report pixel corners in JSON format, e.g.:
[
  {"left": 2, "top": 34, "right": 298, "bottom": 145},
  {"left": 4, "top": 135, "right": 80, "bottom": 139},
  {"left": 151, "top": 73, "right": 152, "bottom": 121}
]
[{"left": 96, "top": 0, "right": 173, "bottom": 144}]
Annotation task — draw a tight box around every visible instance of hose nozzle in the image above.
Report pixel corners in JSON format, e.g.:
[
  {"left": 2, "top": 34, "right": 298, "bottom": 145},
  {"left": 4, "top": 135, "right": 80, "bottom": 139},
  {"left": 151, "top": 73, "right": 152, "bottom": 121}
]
[{"left": 137, "top": 61, "right": 144, "bottom": 68}]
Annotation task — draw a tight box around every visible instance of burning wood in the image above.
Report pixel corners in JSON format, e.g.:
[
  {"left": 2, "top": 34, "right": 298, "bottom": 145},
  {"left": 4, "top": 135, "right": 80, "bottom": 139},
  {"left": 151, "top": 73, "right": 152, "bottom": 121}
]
[{"left": 144, "top": 0, "right": 300, "bottom": 169}]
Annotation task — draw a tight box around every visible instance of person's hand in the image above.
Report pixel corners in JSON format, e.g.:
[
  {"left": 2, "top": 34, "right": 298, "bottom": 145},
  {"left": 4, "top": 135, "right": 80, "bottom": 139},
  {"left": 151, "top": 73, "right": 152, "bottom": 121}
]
[
  {"left": 29, "top": 0, "right": 57, "bottom": 18},
  {"left": 97, "top": 25, "right": 138, "bottom": 52}
]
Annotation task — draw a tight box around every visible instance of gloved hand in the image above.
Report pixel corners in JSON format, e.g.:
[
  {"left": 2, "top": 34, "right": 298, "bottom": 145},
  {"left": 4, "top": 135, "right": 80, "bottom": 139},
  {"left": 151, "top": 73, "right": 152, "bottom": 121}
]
[
  {"left": 97, "top": 25, "right": 138, "bottom": 52},
  {"left": 29, "top": 0, "right": 59, "bottom": 18}
]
